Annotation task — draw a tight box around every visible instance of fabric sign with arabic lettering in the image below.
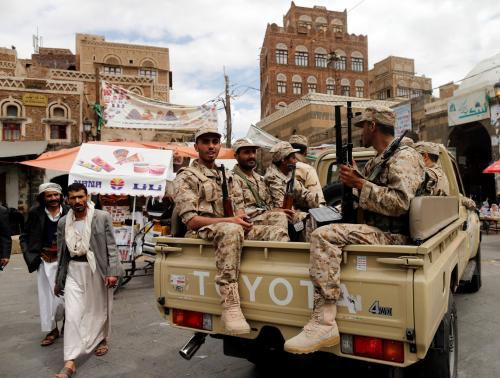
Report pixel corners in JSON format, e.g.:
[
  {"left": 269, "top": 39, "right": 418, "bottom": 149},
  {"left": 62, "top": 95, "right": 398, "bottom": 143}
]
[{"left": 448, "top": 90, "right": 490, "bottom": 126}]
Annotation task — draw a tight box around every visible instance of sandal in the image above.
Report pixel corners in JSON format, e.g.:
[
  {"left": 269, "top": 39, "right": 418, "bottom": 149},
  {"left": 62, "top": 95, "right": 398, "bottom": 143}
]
[
  {"left": 41, "top": 329, "right": 59, "bottom": 346},
  {"left": 94, "top": 340, "right": 109, "bottom": 356},
  {"left": 54, "top": 366, "right": 75, "bottom": 378}
]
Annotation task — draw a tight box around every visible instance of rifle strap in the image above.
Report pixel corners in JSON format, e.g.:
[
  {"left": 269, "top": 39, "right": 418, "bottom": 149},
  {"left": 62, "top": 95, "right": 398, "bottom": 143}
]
[
  {"left": 180, "top": 166, "right": 213, "bottom": 183},
  {"left": 234, "top": 171, "right": 267, "bottom": 209}
]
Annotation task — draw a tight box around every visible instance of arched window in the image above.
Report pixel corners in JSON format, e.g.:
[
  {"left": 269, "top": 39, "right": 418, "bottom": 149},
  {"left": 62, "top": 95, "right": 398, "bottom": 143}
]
[
  {"left": 292, "top": 75, "right": 302, "bottom": 95},
  {"left": 139, "top": 59, "right": 157, "bottom": 79},
  {"left": 307, "top": 76, "right": 317, "bottom": 93},
  {"left": 275, "top": 43, "right": 288, "bottom": 65},
  {"left": 341, "top": 78, "right": 350, "bottom": 96},
  {"left": 47, "top": 102, "right": 71, "bottom": 141},
  {"left": 315, "top": 16, "right": 327, "bottom": 31},
  {"left": 334, "top": 49, "right": 346, "bottom": 71},
  {"left": 53, "top": 107, "right": 65, "bottom": 118},
  {"left": 295, "top": 45, "right": 308, "bottom": 67},
  {"left": 1, "top": 100, "right": 23, "bottom": 141},
  {"left": 314, "top": 47, "right": 328, "bottom": 68},
  {"left": 326, "top": 77, "right": 335, "bottom": 95},
  {"left": 6, "top": 105, "right": 18, "bottom": 117},
  {"left": 355, "top": 80, "right": 364, "bottom": 98},
  {"left": 331, "top": 18, "right": 343, "bottom": 33},
  {"left": 298, "top": 15, "right": 312, "bottom": 28},
  {"left": 411, "top": 82, "right": 422, "bottom": 98},
  {"left": 351, "top": 51, "right": 364, "bottom": 72},
  {"left": 128, "top": 86, "right": 144, "bottom": 95},
  {"left": 103, "top": 56, "right": 122, "bottom": 75},
  {"left": 276, "top": 102, "right": 287, "bottom": 109},
  {"left": 277, "top": 73, "right": 287, "bottom": 94}
]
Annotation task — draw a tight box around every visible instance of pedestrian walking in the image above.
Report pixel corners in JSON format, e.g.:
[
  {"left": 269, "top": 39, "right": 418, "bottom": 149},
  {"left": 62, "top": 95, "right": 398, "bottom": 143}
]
[
  {"left": 53, "top": 182, "right": 123, "bottom": 378},
  {"left": 19, "top": 183, "right": 67, "bottom": 345}
]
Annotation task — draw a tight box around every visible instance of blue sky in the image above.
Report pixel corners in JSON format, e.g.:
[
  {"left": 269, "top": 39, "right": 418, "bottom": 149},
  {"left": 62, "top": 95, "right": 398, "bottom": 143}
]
[{"left": 1, "top": 0, "right": 498, "bottom": 140}]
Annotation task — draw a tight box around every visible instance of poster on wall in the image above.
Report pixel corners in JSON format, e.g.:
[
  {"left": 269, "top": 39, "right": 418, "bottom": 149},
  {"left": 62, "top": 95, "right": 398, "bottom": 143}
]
[
  {"left": 448, "top": 90, "right": 490, "bottom": 126},
  {"left": 101, "top": 81, "right": 218, "bottom": 130},
  {"left": 393, "top": 103, "right": 412, "bottom": 137},
  {"left": 69, "top": 143, "right": 172, "bottom": 197}
]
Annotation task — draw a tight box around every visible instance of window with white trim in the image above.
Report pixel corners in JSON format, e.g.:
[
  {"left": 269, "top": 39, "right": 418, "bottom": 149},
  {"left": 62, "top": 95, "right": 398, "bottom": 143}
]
[
  {"left": 103, "top": 66, "right": 122, "bottom": 75},
  {"left": 352, "top": 57, "right": 364, "bottom": 72},
  {"left": 397, "top": 87, "right": 410, "bottom": 98},
  {"left": 335, "top": 56, "right": 346, "bottom": 71},
  {"left": 277, "top": 80, "right": 286, "bottom": 94},
  {"left": 355, "top": 86, "right": 364, "bottom": 98},
  {"left": 139, "top": 67, "right": 157, "bottom": 79},
  {"left": 341, "top": 85, "right": 350, "bottom": 96},
  {"left": 276, "top": 49, "right": 288, "bottom": 65},
  {"left": 2, "top": 123, "right": 21, "bottom": 141},
  {"left": 293, "top": 82, "right": 302, "bottom": 95},
  {"left": 295, "top": 51, "right": 308, "bottom": 66},
  {"left": 50, "top": 125, "right": 67, "bottom": 139},
  {"left": 315, "top": 53, "right": 327, "bottom": 68}
]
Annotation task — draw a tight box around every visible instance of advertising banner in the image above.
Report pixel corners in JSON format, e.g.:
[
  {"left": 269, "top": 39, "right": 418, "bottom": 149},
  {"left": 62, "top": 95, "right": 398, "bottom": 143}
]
[
  {"left": 101, "top": 81, "right": 218, "bottom": 130},
  {"left": 69, "top": 143, "right": 172, "bottom": 197},
  {"left": 448, "top": 90, "right": 490, "bottom": 126},
  {"left": 393, "top": 103, "right": 412, "bottom": 137}
]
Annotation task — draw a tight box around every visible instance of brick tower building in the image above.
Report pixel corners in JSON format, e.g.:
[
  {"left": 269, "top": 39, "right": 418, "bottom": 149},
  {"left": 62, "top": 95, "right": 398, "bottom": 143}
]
[{"left": 259, "top": 2, "right": 369, "bottom": 118}]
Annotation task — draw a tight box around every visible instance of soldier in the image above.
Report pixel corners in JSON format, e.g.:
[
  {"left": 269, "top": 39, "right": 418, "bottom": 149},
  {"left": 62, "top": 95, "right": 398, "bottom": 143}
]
[
  {"left": 414, "top": 142, "right": 450, "bottom": 196},
  {"left": 174, "top": 127, "right": 288, "bottom": 335},
  {"left": 289, "top": 135, "right": 326, "bottom": 205},
  {"left": 264, "top": 141, "right": 321, "bottom": 240},
  {"left": 232, "top": 138, "right": 290, "bottom": 233},
  {"left": 284, "top": 106, "right": 425, "bottom": 354}
]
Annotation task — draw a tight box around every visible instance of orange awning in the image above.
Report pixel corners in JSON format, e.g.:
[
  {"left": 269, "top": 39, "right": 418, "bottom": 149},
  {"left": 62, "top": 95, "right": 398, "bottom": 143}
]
[{"left": 21, "top": 141, "right": 235, "bottom": 172}]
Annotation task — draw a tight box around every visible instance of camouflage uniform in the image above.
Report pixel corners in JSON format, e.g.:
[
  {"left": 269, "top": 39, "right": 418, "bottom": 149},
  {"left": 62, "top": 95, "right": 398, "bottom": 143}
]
[
  {"left": 232, "top": 164, "right": 289, "bottom": 233},
  {"left": 296, "top": 160, "right": 326, "bottom": 205},
  {"left": 174, "top": 160, "right": 288, "bottom": 285},
  {"left": 424, "top": 163, "right": 450, "bottom": 196},
  {"left": 310, "top": 138, "right": 425, "bottom": 301}
]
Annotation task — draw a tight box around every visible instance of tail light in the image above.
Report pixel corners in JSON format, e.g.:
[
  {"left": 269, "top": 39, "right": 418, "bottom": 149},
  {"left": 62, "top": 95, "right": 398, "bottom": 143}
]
[
  {"left": 341, "top": 334, "right": 404, "bottom": 363},
  {"left": 172, "top": 309, "right": 212, "bottom": 331}
]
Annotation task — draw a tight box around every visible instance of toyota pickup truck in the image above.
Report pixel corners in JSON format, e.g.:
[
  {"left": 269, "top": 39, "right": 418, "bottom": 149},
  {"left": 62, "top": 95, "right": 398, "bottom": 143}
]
[{"left": 153, "top": 145, "right": 480, "bottom": 378}]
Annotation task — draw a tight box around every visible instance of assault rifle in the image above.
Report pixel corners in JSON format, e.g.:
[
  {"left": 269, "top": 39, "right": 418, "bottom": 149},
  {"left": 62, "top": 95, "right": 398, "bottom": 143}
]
[
  {"left": 282, "top": 164, "right": 296, "bottom": 210},
  {"left": 367, "top": 129, "right": 409, "bottom": 182},
  {"left": 220, "top": 165, "right": 234, "bottom": 217},
  {"left": 335, "top": 102, "right": 355, "bottom": 223}
]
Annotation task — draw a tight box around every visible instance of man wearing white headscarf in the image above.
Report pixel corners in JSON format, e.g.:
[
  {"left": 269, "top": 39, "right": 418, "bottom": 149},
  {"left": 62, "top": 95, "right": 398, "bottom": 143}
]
[
  {"left": 53, "top": 182, "right": 123, "bottom": 378},
  {"left": 20, "top": 182, "right": 68, "bottom": 347}
]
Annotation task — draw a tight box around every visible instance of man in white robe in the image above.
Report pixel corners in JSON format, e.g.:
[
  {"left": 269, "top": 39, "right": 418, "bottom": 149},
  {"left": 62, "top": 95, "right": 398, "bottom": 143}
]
[{"left": 53, "top": 183, "right": 123, "bottom": 378}]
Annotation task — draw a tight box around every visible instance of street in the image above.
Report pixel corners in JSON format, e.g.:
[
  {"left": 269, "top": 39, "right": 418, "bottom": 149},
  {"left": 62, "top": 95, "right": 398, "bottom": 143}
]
[{"left": 1, "top": 234, "right": 499, "bottom": 378}]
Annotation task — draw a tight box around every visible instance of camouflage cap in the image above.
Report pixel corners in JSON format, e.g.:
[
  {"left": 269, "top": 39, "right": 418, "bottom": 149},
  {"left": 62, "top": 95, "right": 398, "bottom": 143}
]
[
  {"left": 415, "top": 141, "right": 440, "bottom": 157},
  {"left": 353, "top": 106, "right": 395, "bottom": 128},
  {"left": 194, "top": 125, "right": 221, "bottom": 141},
  {"left": 269, "top": 141, "right": 300, "bottom": 162},
  {"left": 232, "top": 138, "right": 260, "bottom": 152},
  {"left": 289, "top": 134, "right": 308, "bottom": 147}
]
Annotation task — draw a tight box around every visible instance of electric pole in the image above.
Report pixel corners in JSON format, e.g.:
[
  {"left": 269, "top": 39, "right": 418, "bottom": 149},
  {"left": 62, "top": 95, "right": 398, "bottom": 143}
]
[{"left": 224, "top": 68, "right": 232, "bottom": 148}]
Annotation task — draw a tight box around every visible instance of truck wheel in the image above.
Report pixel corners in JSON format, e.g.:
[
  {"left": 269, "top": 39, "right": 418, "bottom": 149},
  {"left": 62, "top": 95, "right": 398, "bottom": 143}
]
[{"left": 416, "top": 294, "right": 458, "bottom": 378}]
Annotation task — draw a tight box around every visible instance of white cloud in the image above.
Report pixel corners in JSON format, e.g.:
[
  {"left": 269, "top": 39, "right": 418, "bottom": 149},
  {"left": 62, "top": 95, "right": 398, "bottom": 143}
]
[{"left": 1, "top": 0, "right": 498, "bottom": 137}]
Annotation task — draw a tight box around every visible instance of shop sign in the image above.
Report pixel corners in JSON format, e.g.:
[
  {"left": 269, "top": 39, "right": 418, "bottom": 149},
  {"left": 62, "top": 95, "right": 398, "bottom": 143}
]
[
  {"left": 22, "top": 93, "right": 48, "bottom": 107},
  {"left": 448, "top": 90, "right": 490, "bottom": 126},
  {"left": 393, "top": 103, "right": 412, "bottom": 137}
]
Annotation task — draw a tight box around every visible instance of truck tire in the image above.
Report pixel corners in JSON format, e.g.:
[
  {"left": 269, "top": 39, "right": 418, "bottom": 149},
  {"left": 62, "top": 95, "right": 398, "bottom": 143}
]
[
  {"left": 460, "top": 246, "right": 482, "bottom": 293},
  {"left": 415, "top": 294, "right": 458, "bottom": 378}
]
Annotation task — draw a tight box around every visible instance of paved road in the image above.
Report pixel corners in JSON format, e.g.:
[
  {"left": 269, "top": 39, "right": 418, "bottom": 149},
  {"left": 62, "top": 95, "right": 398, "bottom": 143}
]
[{"left": 1, "top": 234, "right": 499, "bottom": 378}]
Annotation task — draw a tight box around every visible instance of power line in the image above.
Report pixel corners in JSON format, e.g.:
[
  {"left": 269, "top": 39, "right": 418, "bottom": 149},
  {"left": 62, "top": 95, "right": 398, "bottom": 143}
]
[
  {"left": 432, "top": 64, "right": 500, "bottom": 91},
  {"left": 347, "top": 0, "right": 367, "bottom": 13}
]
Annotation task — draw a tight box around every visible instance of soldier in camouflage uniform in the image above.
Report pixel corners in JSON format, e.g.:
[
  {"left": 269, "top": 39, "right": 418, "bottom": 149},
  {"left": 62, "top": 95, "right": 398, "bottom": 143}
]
[
  {"left": 289, "top": 135, "right": 326, "bottom": 206},
  {"left": 174, "top": 127, "right": 288, "bottom": 335},
  {"left": 414, "top": 142, "right": 450, "bottom": 196},
  {"left": 232, "top": 138, "right": 290, "bottom": 234},
  {"left": 264, "top": 141, "right": 322, "bottom": 241},
  {"left": 284, "top": 106, "right": 425, "bottom": 354}
]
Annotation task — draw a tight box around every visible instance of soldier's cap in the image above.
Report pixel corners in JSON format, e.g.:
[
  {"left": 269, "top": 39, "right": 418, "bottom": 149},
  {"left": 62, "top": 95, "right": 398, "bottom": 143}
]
[
  {"left": 289, "top": 134, "right": 308, "bottom": 148},
  {"left": 353, "top": 106, "right": 395, "bottom": 128},
  {"left": 39, "top": 182, "right": 62, "bottom": 195},
  {"left": 415, "top": 141, "right": 440, "bottom": 157},
  {"left": 232, "top": 138, "right": 261, "bottom": 152},
  {"left": 194, "top": 125, "right": 222, "bottom": 141},
  {"left": 269, "top": 141, "right": 300, "bottom": 162}
]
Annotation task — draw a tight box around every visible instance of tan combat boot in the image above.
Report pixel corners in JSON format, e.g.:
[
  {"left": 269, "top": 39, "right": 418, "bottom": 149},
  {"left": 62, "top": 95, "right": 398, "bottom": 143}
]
[
  {"left": 284, "top": 296, "right": 340, "bottom": 354},
  {"left": 220, "top": 282, "right": 251, "bottom": 335}
]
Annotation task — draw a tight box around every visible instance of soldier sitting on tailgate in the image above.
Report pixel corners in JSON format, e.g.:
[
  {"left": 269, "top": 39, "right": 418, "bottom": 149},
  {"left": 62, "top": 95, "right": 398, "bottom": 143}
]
[
  {"left": 414, "top": 142, "right": 450, "bottom": 196},
  {"left": 264, "top": 141, "right": 321, "bottom": 241},
  {"left": 284, "top": 106, "right": 425, "bottom": 354},
  {"left": 231, "top": 138, "right": 291, "bottom": 235},
  {"left": 173, "top": 126, "right": 288, "bottom": 335}
]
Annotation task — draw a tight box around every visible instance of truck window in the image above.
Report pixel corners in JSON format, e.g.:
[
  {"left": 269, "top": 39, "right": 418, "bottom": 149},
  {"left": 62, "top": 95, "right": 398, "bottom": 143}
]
[{"left": 326, "top": 160, "right": 367, "bottom": 186}]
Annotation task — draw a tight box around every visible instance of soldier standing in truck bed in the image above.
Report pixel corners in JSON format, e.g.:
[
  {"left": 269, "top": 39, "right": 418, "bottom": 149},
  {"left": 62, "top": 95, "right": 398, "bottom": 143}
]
[
  {"left": 174, "top": 126, "right": 288, "bottom": 336},
  {"left": 284, "top": 106, "right": 425, "bottom": 354},
  {"left": 414, "top": 141, "right": 450, "bottom": 196}
]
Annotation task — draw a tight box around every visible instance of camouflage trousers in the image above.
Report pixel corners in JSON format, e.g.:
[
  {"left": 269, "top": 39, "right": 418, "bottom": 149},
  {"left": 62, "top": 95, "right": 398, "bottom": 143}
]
[
  {"left": 251, "top": 210, "right": 289, "bottom": 235},
  {"left": 198, "top": 222, "right": 288, "bottom": 286},
  {"left": 309, "top": 223, "right": 408, "bottom": 302}
]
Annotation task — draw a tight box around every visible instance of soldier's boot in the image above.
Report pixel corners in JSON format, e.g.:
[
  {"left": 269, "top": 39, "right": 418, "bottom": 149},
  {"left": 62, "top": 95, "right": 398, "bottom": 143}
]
[
  {"left": 284, "top": 296, "right": 339, "bottom": 354},
  {"left": 220, "top": 283, "right": 251, "bottom": 335}
]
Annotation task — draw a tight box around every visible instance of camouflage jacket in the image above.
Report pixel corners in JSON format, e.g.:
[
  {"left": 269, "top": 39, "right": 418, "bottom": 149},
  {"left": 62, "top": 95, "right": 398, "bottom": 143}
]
[
  {"left": 232, "top": 165, "right": 272, "bottom": 217},
  {"left": 264, "top": 164, "right": 321, "bottom": 210},
  {"left": 295, "top": 161, "right": 326, "bottom": 205},
  {"left": 423, "top": 163, "right": 450, "bottom": 196},
  {"left": 173, "top": 159, "right": 245, "bottom": 224}
]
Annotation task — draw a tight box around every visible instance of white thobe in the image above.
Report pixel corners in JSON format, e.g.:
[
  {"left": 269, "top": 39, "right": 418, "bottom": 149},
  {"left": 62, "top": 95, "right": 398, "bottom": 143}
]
[
  {"left": 63, "top": 260, "right": 112, "bottom": 360},
  {"left": 37, "top": 260, "right": 65, "bottom": 332}
]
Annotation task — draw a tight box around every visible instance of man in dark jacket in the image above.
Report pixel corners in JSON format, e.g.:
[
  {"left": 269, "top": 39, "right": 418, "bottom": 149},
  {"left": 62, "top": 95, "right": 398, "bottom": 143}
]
[
  {"left": 0, "top": 204, "right": 11, "bottom": 269},
  {"left": 20, "top": 183, "right": 68, "bottom": 346}
]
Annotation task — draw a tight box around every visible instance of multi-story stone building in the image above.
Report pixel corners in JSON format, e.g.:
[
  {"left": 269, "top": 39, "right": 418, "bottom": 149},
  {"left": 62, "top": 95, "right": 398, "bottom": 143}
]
[
  {"left": 0, "top": 33, "right": 172, "bottom": 210},
  {"left": 368, "top": 56, "right": 432, "bottom": 101},
  {"left": 260, "top": 2, "right": 369, "bottom": 118}
]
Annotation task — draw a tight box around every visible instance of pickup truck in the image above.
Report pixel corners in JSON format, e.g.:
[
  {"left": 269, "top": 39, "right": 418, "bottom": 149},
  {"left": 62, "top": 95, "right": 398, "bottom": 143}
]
[{"left": 154, "top": 145, "right": 481, "bottom": 378}]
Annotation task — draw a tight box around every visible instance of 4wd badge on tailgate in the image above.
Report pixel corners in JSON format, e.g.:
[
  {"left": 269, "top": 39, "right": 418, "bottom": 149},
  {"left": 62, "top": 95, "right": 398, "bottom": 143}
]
[{"left": 368, "top": 300, "right": 393, "bottom": 316}]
